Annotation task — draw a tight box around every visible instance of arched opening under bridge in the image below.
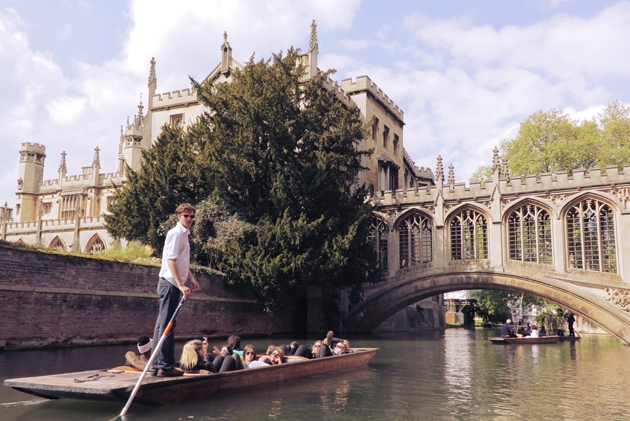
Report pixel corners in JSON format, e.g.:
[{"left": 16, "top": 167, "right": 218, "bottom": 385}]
[{"left": 341, "top": 271, "right": 630, "bottom": 345}]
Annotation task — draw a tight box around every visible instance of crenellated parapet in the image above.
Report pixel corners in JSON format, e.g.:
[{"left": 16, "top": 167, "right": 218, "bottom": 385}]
[
  {"left": 341, "top": 76, "right": 404, "bottom": 124},
  {"left": 374, "top": 162, "right": 630, "bottom": 219},
  {"left": 19, "top": 143, "right": 46, "bottom": 164},
  {"left": 151, "top": 88, "right": 198, "bottom": 111},
  {"left": 322, "top": 77, "right": 351, "bottom": 107}
]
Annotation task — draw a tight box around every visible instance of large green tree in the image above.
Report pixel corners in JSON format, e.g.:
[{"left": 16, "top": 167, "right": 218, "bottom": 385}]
[
  {"left": 193, "top": 49, "right": 379, "bottom": 310},
  {"left": 470, "top": 101, "right": 630, "bottom": 183},
  {"left": 106, "top": 48, "right": 380, "bottom": 311}
]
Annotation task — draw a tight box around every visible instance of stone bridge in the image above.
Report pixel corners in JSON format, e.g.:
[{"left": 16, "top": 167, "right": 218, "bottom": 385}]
[{"left": 342, "top": 152, "right": 630, "bottom": 344}]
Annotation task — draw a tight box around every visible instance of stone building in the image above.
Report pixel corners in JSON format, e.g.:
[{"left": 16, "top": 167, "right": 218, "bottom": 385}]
[{"left": 0, "top": 21, "right": 433, "bottom": 254}]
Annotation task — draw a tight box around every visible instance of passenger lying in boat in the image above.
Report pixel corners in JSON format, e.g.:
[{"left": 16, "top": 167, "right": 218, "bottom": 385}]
[
  {"left": 212, "top": 335, "right": 243, "bottom": 357},
  {"left": 180, "top": 339, "right": 239, "bottom": 373},
  {"left": 332, "top": 340, "right": 350, "bottom": 355},
  {"left": 293, "top": 340, "right": 332, "bottom": 359},
  {"left": 125, "top": 334, "right": 153, "bottom": 370},
  {"left": 259, "top": 346, "right": 305, "bottom": 364},
  {"left": 280, "top": 341, "right": 300, "bottom": 356},
  {"left": 241, "top": 344, "right": 268, "bottom": 368}
]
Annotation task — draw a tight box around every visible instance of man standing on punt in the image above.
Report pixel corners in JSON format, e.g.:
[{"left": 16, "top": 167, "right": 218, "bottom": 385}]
[{"left": 152, "top": 203, "right": 200, "bottom": 377}]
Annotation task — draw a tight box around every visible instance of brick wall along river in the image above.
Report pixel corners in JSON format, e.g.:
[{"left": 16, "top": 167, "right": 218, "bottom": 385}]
[{"left": 0, "top": 243, "right": 298, "bottom": 350}]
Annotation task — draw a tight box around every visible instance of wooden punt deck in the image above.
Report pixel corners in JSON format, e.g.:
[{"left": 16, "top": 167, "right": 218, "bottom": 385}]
[{"left": 4, "top": 348, "right": 379, "bottom": 407}]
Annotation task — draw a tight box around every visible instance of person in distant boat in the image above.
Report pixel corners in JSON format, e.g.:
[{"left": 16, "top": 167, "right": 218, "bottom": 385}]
[
  {"left": 539, "top": 325, "right": 547, "bottom": 336},
  {"left": 529, "top": 324, "right": 539, "bottom": 338},
  {"left": 152, "top": 203, "right": 200, "bottom": 378},
  {"left": 501, "top": 319, "right": 517, "bottom": 338},
  {"left": 180, "top": 339, "right": 238, "bottom": 373},
  {"left": 125, "top": 334, "right": 153, "bottom": 370},
  {"left": 565, "top": 311, "right": 576, "bottom": 336}
]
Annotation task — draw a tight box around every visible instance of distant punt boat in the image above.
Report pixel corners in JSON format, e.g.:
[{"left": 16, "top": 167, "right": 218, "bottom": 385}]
[
  {"left": 4, "top": 348, "right": 379, "bottom": 407},
  {"left": 489, "top": 336, "right": 560, "bottom": 345}
]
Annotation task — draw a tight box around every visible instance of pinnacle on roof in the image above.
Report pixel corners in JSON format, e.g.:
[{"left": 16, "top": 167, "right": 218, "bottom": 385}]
[
  {"left": 448, "top": 163, "right": 455, "bottom": 188},
  {"left": 492, "top": 146, "right": 500, "bottom": 174},
  {"left": 309, "top": 20, "right": 318, "bottom": 52},
  {"left": 93, "top": 146, "right": 100, "bottom": 168},
  {"left": 58, "top": 151, "right": 67, "bottom": 175},
  {"left": 148, "top": 57, "right": 157, "bottom": 88},
  {"left": 436, "top": 155, "right": 444, "bottom": 183}
]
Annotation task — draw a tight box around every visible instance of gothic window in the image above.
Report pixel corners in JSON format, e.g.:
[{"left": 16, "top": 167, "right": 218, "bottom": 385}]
[
  {"left": 372, "top": 117, "right": 379, "bottom": 141},
  {"left": 389, "top": 168, "right": 398, "bottom": 191},
  {"left": 398, "top": 213, "right": 432, "bottom": 268},
  {"left": 566, "top": 199, "right": 616, "bottom": 273},
  {"left": 170, "top": 113, "right": 184, "bottom": 128},
  {"left": 43, "top": 202, "right": 52, "bottom": 215},
  {"left": 368, "top": 218, "right": 389, "bottom": 273},
  {"left": 49, "top": 237, "right": 66, "bottom": 251},
  {"left": 450, "top": 209, "right": 488, "bottom": 260},
  {"left": 60, "top": 194, "right": 82, "bottom": 220},
  {"left": 86, "top": 235, "right": 106, "bottom": 254},
  {"left": 383, "top": 125, "right": 389, "bottom": 149},
  {"left": 393, "top": 134, "right": 399, "bottom": 156},
  {"left": 508, "top": 204, "right": 552, "bottom": 264}
]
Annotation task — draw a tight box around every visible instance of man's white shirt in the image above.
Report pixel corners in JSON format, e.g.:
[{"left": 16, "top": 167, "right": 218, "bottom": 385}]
[{"left": 159, "top": 222, "right": 190, "bottom": 286}]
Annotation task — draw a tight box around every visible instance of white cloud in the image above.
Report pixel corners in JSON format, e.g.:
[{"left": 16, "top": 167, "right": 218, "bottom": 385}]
[{"left": 47, "top": 95, "right": 87, "bottom": 124}]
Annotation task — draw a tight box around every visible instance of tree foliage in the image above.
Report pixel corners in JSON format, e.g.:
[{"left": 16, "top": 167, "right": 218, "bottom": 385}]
[
  {"left": 193, "top": 49, "right": 379, "bottom": 310},
  {"left": 105, "top": 123, "right": 214, "bottom": 252},
  {"left": 496, "top": 101, "right": 630, "bottom": 178},
  {"left": 106, "top": 47, "right": 380, "bottom": 311},
  {"left": 473, "top": 290, "right": 544, "bottom": 323}
]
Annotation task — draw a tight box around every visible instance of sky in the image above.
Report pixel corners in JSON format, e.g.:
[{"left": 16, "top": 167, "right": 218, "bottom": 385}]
[{"left": 1, "top": 0, "right": 629, "bottom": 209}]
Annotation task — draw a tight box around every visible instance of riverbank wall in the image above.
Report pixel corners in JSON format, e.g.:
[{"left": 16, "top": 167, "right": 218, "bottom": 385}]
[{"left": 0, "top": 242, "right": 298, "bottom": 351}]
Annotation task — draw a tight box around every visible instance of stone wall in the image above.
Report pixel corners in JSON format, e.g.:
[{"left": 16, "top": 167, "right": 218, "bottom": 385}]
[{"left": 0, "top": 242, "right": 298, "bottom": 350}]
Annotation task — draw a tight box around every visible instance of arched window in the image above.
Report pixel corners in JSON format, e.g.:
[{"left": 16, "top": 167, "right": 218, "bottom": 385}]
[
  {"left": 566, "top": 199, "right": 616, "bottom": 273},
  {"left": 398, "top": 213, "right": 432, "bottom": 268},
  {"left": 368, "top": 218, "right": 388, "bottom": 273},
  {"left": 450, "top": 209, "right": 487, "bottom": 260},
  {"left": 508, "top": 204, "right": 552, "bottom": 264},
  {"left": 49, "top": 237, "right": 66, "bottom": 251},
  {"left": 86, "top": 235, "right": 106, "bottom": 254}
]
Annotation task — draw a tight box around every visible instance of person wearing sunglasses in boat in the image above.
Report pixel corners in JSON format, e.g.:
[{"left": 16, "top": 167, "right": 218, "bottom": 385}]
[
  {"left": 180, "top": 338, "right": 237, "bottom": 373},
  {"left": 152, "top": 203, "right": 200, "bottom": 377}
]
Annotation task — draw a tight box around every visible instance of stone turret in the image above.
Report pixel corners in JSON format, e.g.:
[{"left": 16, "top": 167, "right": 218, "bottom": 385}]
[{"left": 17, "top": 143, "right": 46, "bottom": 222}]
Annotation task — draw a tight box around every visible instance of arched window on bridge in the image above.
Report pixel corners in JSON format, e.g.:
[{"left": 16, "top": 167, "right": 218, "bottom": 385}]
[
  {"left": 368, "top": 218, "right": 389, "bottom": 273},
  {"left": 566, "top": 199, "right": 617, "bottom": 273},
  {"left": 398, "top": 213, "right": 432, "bottom": 268},
  {"left": 508, "top": 204, "right": 552, "bottom": 264},
  {"left": 450, "top": 209, "right": 487, "bottom": 260}
]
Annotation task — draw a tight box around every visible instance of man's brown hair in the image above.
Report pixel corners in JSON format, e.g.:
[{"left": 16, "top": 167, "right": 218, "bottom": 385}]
[{"left": 175, "top": 203, "right": 195, "bottom": 215}]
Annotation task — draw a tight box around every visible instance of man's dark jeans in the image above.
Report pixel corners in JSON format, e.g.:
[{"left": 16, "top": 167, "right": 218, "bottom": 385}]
[{"left": 152, "top": 277, "right": 182, "bottom": 371}]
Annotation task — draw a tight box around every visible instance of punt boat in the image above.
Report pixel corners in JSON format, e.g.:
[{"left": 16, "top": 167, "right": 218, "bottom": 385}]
[
  {"left": 489, "top": 336, "right": 561, "bottom": 345},
  {"left": 4, "top": 347, "right": 379, "bottom": 407}
]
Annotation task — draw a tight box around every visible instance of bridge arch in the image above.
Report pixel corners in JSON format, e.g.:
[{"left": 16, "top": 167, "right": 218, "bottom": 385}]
[{"left": 342, "top": 270, "right": 630, "bottom": 344}]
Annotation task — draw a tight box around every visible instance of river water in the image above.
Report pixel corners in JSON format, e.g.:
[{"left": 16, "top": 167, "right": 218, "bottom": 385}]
[{"left": 1, "top": 329, "right": 629, "bottom": 420}]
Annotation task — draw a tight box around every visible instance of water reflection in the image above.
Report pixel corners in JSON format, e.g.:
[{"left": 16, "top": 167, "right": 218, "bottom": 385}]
[{"left": 2, "top": 331, "right": 630, "bottom": 420}]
